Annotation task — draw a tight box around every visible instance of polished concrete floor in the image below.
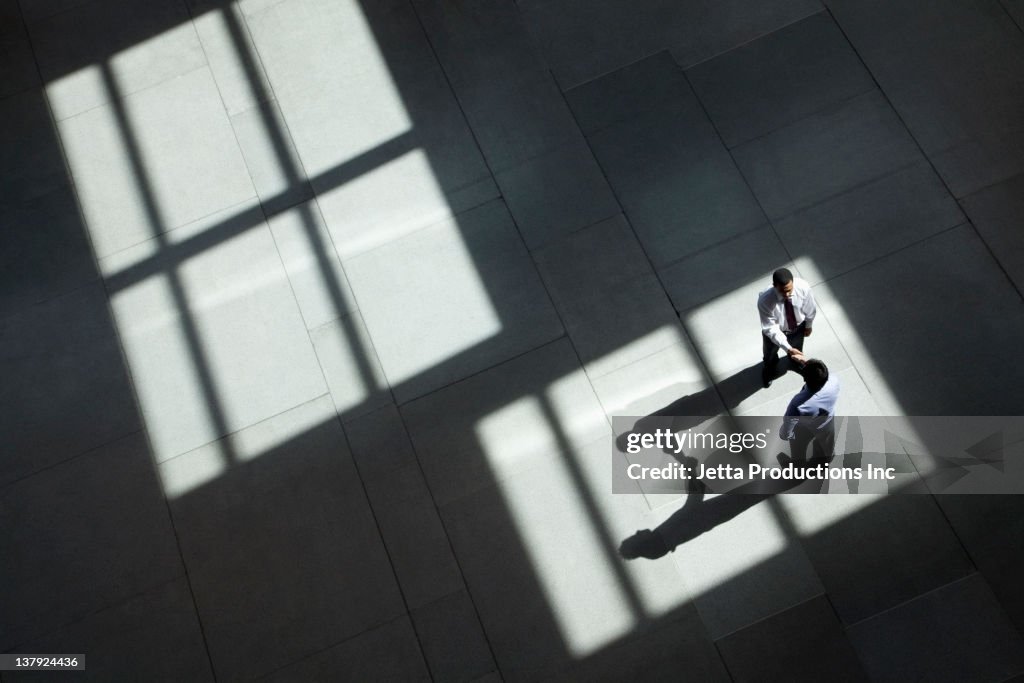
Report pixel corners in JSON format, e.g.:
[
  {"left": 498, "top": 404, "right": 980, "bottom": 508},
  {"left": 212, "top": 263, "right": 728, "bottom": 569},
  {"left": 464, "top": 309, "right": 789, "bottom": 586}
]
[{"left": 3, "top": 0, "right": 1024, "bottom": 680}]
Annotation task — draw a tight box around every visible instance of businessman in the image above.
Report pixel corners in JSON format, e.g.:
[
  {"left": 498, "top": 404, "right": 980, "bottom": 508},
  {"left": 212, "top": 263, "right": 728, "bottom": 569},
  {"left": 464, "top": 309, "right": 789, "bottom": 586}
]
[
  {"left": 778, "top": 359, "right": 839, "bottom": 468},
  {"left": 758, "top": 267, "right": 817, "bottom": 388}
]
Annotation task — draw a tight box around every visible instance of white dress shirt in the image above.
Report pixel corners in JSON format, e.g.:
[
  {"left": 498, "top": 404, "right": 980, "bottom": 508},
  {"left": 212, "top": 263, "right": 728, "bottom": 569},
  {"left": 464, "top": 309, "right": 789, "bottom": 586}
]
[{"left": 757, "top": 277, "right": 817, "bottom": 351}]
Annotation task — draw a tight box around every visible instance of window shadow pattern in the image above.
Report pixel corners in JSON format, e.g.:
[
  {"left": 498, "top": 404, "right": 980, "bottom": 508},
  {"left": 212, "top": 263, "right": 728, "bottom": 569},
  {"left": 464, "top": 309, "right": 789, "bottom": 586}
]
[{"left": 3, "top": 0, "right": 1024, "bottom": 680}]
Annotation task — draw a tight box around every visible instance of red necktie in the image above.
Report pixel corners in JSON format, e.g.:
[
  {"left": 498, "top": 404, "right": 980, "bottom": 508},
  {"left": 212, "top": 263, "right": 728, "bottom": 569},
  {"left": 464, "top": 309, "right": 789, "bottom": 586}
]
[{"left": 784, "top": 297, "right": 798, "bottom": 331}]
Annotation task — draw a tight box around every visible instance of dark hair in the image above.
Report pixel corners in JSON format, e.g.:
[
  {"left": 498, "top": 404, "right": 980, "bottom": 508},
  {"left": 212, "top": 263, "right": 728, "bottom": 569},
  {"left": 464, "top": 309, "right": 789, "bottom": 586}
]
[
  {"left": 802, "top": 359, "right": 829, "bottom": 393},
  {"left": 772, "top": 268, "right": 794, "bottom": 287}
]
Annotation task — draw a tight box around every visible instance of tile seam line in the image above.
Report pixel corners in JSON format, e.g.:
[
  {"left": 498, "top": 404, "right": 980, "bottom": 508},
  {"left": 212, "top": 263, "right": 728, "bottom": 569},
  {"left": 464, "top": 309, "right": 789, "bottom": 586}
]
[
  {"left": 957, "top": 168, "right": 1024, "bottom": 202},
  {"left": 822, "top": 4, "right": 1024, "bottom": 304},
  {"left": 812, "top": 222, "right": 964, "bottom": 288},
  {"left": 336, "top": 194, "right": 505, "bottom": 265},
  {"left": 578, "top": 322, "right": 690, "bottom": 384},
  {"left": 525, "top": 205, "right": 623, "bottom": 253},
  {"left": 552, "top": 5, "right": 827, "bottom": 95},
  {"left": 720, "top": 83, "right": 879, "bottom": 151},
  {"left": 153, "top": 391, "right": 332, "bottom": 466},
  {"left": 842, "top": 571, "right": 982, "bottom": 630},
  {"left": 16, "top": 0, "right": 94, "bottom": 29},
  {"left": 250, "top": 612, "right": 422, "bottom": 682},
  {"left": 0, "top": 275, "right": 104, "bottom": 327},
  {"left": 49, "top": 60, "right": 213, "bottom": 124},
  {"left": 674, "top": 5, "right": 828, "bottom": 73},
  {"left": 759, "top": 158, "right": 940, "bottom": 225},
  {"left": 997, "top": 0, "right": 1024, "bottom": 37},
  {"left": 326, "top": 401, "right": 436, "bottom": 682},
  {"left": 1, "top": 572, "right": 190, "bottom": 655},
  {"left": 711, "top": 590, "right": 828, "bottom": 644},
  {"left": 94, "top": 194, "right": 259, "bottom": 268},
  {"left": 0, "top": 426, "right": 145, "bottom": 493}
]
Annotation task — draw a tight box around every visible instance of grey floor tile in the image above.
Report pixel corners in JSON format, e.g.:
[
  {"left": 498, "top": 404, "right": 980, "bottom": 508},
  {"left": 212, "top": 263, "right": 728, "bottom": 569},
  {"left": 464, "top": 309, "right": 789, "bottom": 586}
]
[
  {"left": 345, "top": 404, "right": 465, "bottom": 608},
  {"left": 246, "top": 0, "right": 492, "bottom": 253},
  {"left": 848, "top": 574, "right": 1024, "bottom": 683},
  {"left": 0, "top": 282, "right": 141, "bottom": 485},
  {"left": 10, "top": 578, "right": 214, "bottom": 682},
  {"left": 564, "top": 52, "right": 690, "bottom": 137},
  {"left": 775, "top": 161, "right": 964, "bottom": 283},
  {"left": 28, "top": 0, "right": 207, "bottom": 120},
  {"left": 310, "top": 312, "right": 392, "bottom": 421},
  {"left": 936, "top": 495, "right": 1024, "bottom": 634},
  {"left": 0, "top": 183, "right": 99, "bottom": 317},
  {"left": 960, "top": 173, "right": 1024, "bottom": 295},
  {"left": 814, "top": 225, "right": 1024, "bottom": 415},
  {"left": 262, "top": 617, "right": 431, "bottom": 683},
  {"left": 17, "top": 0, "right": 90, "bottom": 25},
  {"left": 266, "top": 199, "right": 355, "bottom": 330},
  {"left": 799, "top": 494, "right": 973, "bottom": 624},
  {"left": 345, "top": 200, "right": 564, "bottom": 404},
  {"left": 0, "top": 32, "right": 39, "bottom": 100},
  {"left": 662, "top": 494, "right": 825, "bottom": 640},
  {"left": 400, "top": 338, "right": 609, "bottom": 507},
  {"left": 411, "top": 0, "right": 550, "bottom": 92},
  {"left": 533, "top": 215, "right": 685, "bottom": 379},
  {"left": 58, "top": 67, "right": 256, "bottom": 258},
  {"left": 732, "top": 90, "right": 922, "bottom": 220},
  {"left": 1006, "top": 0, "right": 1024, "bottom": 29},
  {"left": 191, "top": 4, "right": 273, "bottom": 116},
  {"left": 456, "top": 71, "right": 582, "bottom": 174},
  {"left": 230, "top": 99, "right": 314, "bottom": 217},
  {"left": 716, "top": 595, "right": 868, "bottom": 682},
  {"left": 1, "top": 431, "right": 183, "bottom": 650},
  {"left": 411, "top": 590, "right": 496, "bottom": 683},
  {"left": 591, "top": 341, "right": 722, "bottom": 420},
  {"left": 164, "top": 397, "right": 406, "bottom": 681},
  {"left": 519, "top": 0, "right": 822, "bottom": 91},
  {"left": 660, "top": 224, "right": 786, "bottom": 314},
  {"left": 543, "top": 612, "right": 729, "bottom": 683},
  {"left": 826, "top": 0, "right": 1024, "bottom": 197},
  {"left": 495, "top": 137, "right": 620, "bottom": 251},
  {"left": 438, "top": 444, "right": 638, "bottom": 682},
  {"left": 0, "top": 0, "right": 24, "bottom": 35},
  {"left": 411, "top": 0, "right": 580, "bottom": 171},
  {"left": 687, "top": 10, "right": 876, "bottom": 148},
  {"left": 588, "top": 95, "right": 765, "bottom": 268},
  {"left": 0, "top": 88, "right": 70, "bottom": 208},
  {"left": 100, "top": 202, "right": 327, "bottom": 462}
]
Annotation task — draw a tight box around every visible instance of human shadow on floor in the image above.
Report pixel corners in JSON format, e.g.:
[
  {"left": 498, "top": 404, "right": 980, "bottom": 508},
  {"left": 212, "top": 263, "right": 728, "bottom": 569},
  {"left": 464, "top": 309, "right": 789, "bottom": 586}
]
[
  {"left": 613, "top": 362, "right": 771, "bottom": 455},
  {"left": 616, "top": 362, "right": 808, "bottom": 561},
  {"left": 618, "top": 476, "right": 806, "bottom": 560}
]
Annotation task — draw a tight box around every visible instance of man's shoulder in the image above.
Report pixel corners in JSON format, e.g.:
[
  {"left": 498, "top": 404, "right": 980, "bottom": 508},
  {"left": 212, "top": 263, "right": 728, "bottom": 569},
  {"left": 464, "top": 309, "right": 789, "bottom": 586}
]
[
  {"left": 757, "top": 287, "right": 776, "bottom": 304},
  {"left": 793, "top": 277, "right": 813, "bottom": 291}
]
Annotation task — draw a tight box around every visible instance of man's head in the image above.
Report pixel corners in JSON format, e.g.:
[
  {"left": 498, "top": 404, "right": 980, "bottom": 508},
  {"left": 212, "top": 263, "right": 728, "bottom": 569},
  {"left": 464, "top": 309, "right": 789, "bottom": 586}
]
[
  {"left": 772, "top": 268, "right": 794, "bottom": 297},
  {"left": 801, "top": 359, "right": 829, "bottom": 393}
]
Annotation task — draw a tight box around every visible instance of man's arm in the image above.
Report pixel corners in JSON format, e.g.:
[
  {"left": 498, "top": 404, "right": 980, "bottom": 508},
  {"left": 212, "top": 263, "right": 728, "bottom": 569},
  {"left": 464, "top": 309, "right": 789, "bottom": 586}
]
[{"left": 758, "top": 295, "right": 791, "bottom": 351}]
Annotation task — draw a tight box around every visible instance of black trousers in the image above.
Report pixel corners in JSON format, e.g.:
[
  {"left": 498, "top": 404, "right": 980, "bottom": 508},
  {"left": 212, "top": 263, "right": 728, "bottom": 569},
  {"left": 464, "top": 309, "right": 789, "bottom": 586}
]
[
  {"left": 762, "top": 322, "right": 806, "bottom": 377},
  {"left": 789, "top": 421, "right": 836, "bottom": 463}
]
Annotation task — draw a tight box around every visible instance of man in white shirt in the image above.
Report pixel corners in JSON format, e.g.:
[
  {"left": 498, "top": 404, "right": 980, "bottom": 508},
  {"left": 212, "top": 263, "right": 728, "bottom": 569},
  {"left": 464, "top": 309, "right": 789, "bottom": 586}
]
[{"left": 757, "top": 267, "right": 817, "bottom": 388}]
